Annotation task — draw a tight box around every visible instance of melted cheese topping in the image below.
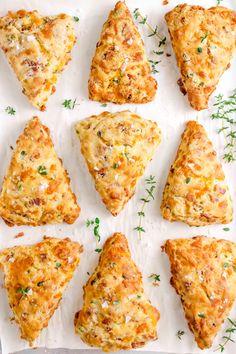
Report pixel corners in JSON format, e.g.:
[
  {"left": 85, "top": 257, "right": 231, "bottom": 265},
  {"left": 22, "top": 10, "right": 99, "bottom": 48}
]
[
  {"left": 165, "top": 4, "right": 236, "bottom": 110},
  {"left": 163, "top": 236, "right": 236, "bottom": 349},
  {"left": 75, "top": 111, "right": 161, "bottom": 216},
  {"left": 161, "top": 121, "right": 233, "bottom": 226},
  {"left": 0, "top": 10, "right": 76, "bottom": 110},
  {"left": 88, "top": 1, "right": 157, "bottom": 104},
  {"left": 75, "top": 233, "right": 159, "bottom": 352},
  {"left": 0, "top": 236, "right": 83, "bottom": 346},
  {"left": 0, "top": 117, "right": 80, "bottom": 226}
]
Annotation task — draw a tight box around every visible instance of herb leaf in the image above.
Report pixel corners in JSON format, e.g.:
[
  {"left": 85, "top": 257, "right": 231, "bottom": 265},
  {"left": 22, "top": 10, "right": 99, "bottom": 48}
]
[
  {"left": 177, "top": 330, "right": 185, "bottom": 340},
  {"left": 5, "top": 106, "right": 16, "bottom": 115},
  {"left": 215, "top": 318, "right": 236, "bottom": 352},
  {"left": 86, "top": 217, "right": 102, "bottom": 249},
  {"left": 73, "top": 16, "right": 79, "bottom": 22},
  {"left": 62, "top": 98, "right": 77, "bottom": 110},
  {"left": 55, "top": 262, "right": 61, "bottom": 269},
  {"left": 16, "top": 287, "right": 30, "bottom": 296},
  {"left": 37, "top": 165, "right": 47, "bottom": 175},
  {"left": 148, "top": 273, "right": 160, "bottom": 285}
]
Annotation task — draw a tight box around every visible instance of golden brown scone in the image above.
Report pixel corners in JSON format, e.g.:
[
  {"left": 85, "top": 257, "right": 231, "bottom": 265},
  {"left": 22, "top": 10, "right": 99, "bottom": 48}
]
[
  {"left": 165, "top": 4, "right": 236, "bottom": 110},
  {"left": 75, "top": 111, "right": 161, "bottom": 216},
  {"left": 0, "top": 236, "right": 83, "bottom": 346},
  {"left": 75, "top": 233, "right": 159, "bottom": 352},
  {"left": 163, "top": 236, "right": 236, "bottom": 349},
  {"left": 0, "top": 117, "right": 80, "bottom": 226},
  {"left": 161, "top": 121, "right": 233, "bottom": 226},
  {"left": 0, "top": 10, "right": 76, "bottom": 111},
  {"left": 88, "top": 1, "right": 157, "bottom": 104}
]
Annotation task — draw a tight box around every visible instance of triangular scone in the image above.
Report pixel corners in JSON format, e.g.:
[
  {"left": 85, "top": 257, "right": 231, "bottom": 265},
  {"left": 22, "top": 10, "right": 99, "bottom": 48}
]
[
  {"left": 163, "top": 236, "right": 236, "bottom": 349},
  {"left": 0, "top": 236, "right": 83, "bottom": 346},
  {"left": 75, "top": 232, "right": 159, "bottom": 351},
  {"left": 165, "top": 4, "right": 236, "bottom": 110},
  {"left": 0, "top": 117, "right": 80, "bottom": 226},
  {"left": 75, "top": 111, "right": 161, "bottom": 216},
  {"left": 0, "top": 10, "right": 76, "bottom": 111},
  {"left": 161, "top": 121, "right": 233, "bottom": 226},
  {"left": 88, "top": 1, "right": 157, "bottom": 104}
]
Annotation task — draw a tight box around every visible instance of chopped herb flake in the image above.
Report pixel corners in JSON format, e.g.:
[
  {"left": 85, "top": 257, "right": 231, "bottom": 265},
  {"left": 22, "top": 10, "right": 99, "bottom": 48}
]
[
  {"left": 5, "top": 106, "right": 16, "bottom": 115},
  {"left": 37, "top": 165, "right": 48, "bottom": 175},
  {"left": 62, "top": 98, "right": 77, "bottom": 109},
  {"left": 197, "top": 47, "right": 203, "bottom": 53},
  {"left": 177, "top": 330, "right": 185, "bottom": 340},
  {"left": 16, "top": 287, "right": 30, "bottom": 296},
  {"left": 55, "top": 262, "right": 61, "bottom": 269},
  {"left": 223, "top": 228, "right": 230, "bottom": 232},
  {"left": 198, "top": 312, "right": 206, "bottom": 318},
  {"left": 95, "top": 248, "right": 102, "bottom": 253},
  {"left": 101, "top": 103, "right": 107, "bottom": 107},
  {"left": 186, "top": 177, "right": 191, "bottom": 184},
  {"left": 113, "top": 163, "right": 118, "bottom": 169},
  {"left": 73, "top": 16, "right": 79, "bottom": 22}
]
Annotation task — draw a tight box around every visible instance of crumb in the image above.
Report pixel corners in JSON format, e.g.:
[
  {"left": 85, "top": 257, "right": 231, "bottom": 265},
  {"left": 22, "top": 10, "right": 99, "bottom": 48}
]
[
  {"left": 10, "top": 145, "right": 14, "bottom": 150},
  {"left": 177, "top": 78, "right": 187, "bottom": 96},
  {"left": 166, "top": 53, "right": 171, "bottom": 57},
  {"left": 163, "top": 0, "right": 169, "bottom": 4},
  {"left": 14, "top": 232, "right": 24, "bottom": 239}
]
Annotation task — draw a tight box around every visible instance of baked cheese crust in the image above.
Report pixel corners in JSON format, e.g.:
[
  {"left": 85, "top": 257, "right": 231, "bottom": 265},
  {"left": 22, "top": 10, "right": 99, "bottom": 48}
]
[
  {"left": 0, "top": 10, "right": 76, "bottom": 111},
  {"left": 88, "top": 1, "right": 157, "bottom": 104},
  {"left": 75, "top": 233, "right": 159, "bottom": 352},
  {"left": 0, "top": 236, "right": 83, "bottom": 346},
  {"left": 161, "top": 121, "right": 233, "bottom": 226},
  {"left": 75, "top": 111, "right": 161, "bottom": 216},
  {"left": 0, "top": 117, "right": 80, "bottom": 226},
  {"left": 163, "top": 236, "right": 236, "bottom": 349},
  {"left": 165, "top": 4, "right": 236, "bottom": 110}
]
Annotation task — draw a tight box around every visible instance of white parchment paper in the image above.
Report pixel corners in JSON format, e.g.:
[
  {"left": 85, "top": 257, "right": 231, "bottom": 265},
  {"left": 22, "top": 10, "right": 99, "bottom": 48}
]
[{"left": 0, "top": 0, "right": 235, "bottom": 353}]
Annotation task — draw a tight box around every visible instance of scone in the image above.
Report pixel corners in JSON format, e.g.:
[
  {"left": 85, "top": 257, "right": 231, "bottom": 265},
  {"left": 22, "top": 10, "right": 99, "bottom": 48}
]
[
  {"left": 0, "top": 10, "right": 76, "bottom": 110},
  {"left": 0, "top": 117, "right": 80, "bottom": 226},
  {"left": 163, "top": 236, "right": 236, "bottom": 349},
  {"left": 88, "top": 1, "right": 157, "bottom": 104},
  {"left": 0, "top": 236, "right": 83, "bottom": 346},
  {"left": 75, "top": 232, "right": 159, "bottom": 352},
  {"left": 161, "top": 121, "right": 233, "bottom": 226},
  {"left": 165, "top": 4, "right": 236, "bottom": 110},
  {"left": 75, "top": 111, "right": 161, "bottom": 216}
]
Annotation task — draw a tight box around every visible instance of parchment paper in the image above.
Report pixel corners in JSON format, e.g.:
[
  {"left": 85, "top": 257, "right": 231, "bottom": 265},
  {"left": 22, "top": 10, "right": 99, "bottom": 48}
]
[{"left": 0, "top": 0, "right": 235, "bottom": 353}]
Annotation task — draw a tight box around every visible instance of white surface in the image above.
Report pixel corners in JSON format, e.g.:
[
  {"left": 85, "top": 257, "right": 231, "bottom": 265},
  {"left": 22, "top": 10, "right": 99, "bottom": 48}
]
[{"left": 0, "top": 1, "right": 235, "bottom": 354}]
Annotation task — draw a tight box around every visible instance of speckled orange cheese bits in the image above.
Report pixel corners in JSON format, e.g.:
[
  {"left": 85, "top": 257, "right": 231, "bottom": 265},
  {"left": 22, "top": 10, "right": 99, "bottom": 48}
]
[
  {"left": 88, "top": 1, "right": 157, "bottom": 104},
  {"left": 0, "top": 10, "right": 76, "bottom": 111},
  {"left": 165, "top": 4, "right": 236, "bottom": 110},
  {"left": 0, "top": 117, "right": 80, "bottom": 226},
  {"left": 75, "top": 110, "right": 161, "bottom": 216},
  {"left": 163, "top": 236, "right": 236, "bottom": 349},
  {"left": 161, "top": 120, "right": 233, "bottom": 226},
  {"left": 0, "top": 236, "right": 83, "bottom": 346},
  {"left": 75, "top": 232, "right": 159, "bottom": 352}
]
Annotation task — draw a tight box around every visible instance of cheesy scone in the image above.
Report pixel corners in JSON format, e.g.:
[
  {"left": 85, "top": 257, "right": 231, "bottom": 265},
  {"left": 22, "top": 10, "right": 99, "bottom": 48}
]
[
  {"left": 0, "top": 10, "right": 76, "bottom": 111},
  {"left": 0, "top": 117, "right": 80, "bottom": 226},
  {"left": 163, "top": 236, "right": 236, "bottom": 349},
  {"left": 161, "top": 121, "right": 233, "bottom": 226},
  {"left": 165, "top": 4, "right": 236, "bottom": 110},
  {"left": 75, "top": 232, "right": 159, "bottom": 352},
  {"left": 75, "top": 111, "right": 161, "bottom": 216},
  {"left": 88, "top": 1, "right": 157, "bottom": 104},
  {"left": 0, "top": 236, "right": 83, "bottom": 346}
]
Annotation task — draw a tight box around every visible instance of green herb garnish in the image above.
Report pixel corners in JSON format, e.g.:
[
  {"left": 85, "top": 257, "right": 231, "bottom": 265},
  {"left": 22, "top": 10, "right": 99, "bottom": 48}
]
[
  {"left": 73, "top": 16, "right": 79, "bottom": 22},
  {"left": 198, "top": 312, "right": 206, "bottom": 318},
  {"left": 148, "top": 273, "right": 160, "bottom": 285},
  {"left": 197, "top": 47, "right": 203, "bottom": 53},
  {"left": 223, "top": 263, "right": 230, "bottom": 268},
  {"left": 215, "top": 318, "right": 236, "bottom": 352},
  {"left": 55, "top": 262, "right": 61, "bottom": 269},
  {"left": 186, "top": 177, "right": 191, "bottom": 184},
  {"left": 101, "top": 103, "right": 107, "bottom": 107},
  {"left": 16, "top": 287, "right": 30, "bottom": 296},
  {"left": 95, "top": 248, "right": 102, "bottom": 253},
  {"left": 86, "top": 217, "right": 102, "bottom": 251},
  {"left": 223, "top": 228, "right": 230, "bottom": 232},
  {"left": 201, "top": 32, "right": 209, "bottom": 42},
  {"left": 5, "top": 106, "right": 16, "bottom": 115},
  {"left": 113, "top": 163, "right": 118, "bottom": 169},
  {"left": 37, "top": 165, "right": 48, "bottom": 175},
  {"left": 112, "top": 300, "right": 120, "bottom": 305},
  {"left": 62, "top": 98, "right": 77, "bottom": 109},
  {"left": 211, "top": 90, "right": 236, "bottom": 163},
  {"left": 134, "top": 175, "right": 157, "bottom": 239},
  {"left": 177, "top": 330, "right": 185, "bottom": 340}
]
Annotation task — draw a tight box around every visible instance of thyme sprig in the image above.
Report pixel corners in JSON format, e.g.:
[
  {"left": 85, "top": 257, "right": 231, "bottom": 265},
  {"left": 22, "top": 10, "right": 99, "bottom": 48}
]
[
  {"left": 5, "top": 106, "right": 16, "bottom": 115},
  {"left": 148, "top": 273, "right": 160, "bottom": 286},
  {"left": 217, "top": 0, "right": 223, "bottom": 5},
  {"left": 62, "top": 98, "right": 78, "bottom": 110},
  {"left": 215, "top": 318, "right": 236, "bottom": 352},
  {"left": 133, "top": 9, "right": 166, "bottom": 74},
  {"left": 134, "top": 175, "right": 157, "bottom": 239},
  {"left": 177, "top": 330, "right": 185, "bottom": 340},
  {"left": 86, "top": 217, "right": 102, "bottom": 253},
  {"left": 211, "top": 90, "right": 236, "bottom": 163}
]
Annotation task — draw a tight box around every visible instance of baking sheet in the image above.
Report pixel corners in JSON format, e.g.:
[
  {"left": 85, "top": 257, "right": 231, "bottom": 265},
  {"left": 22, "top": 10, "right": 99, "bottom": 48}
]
[{"left": 0, "top": 0, "right": 235, "bottom": 353}]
